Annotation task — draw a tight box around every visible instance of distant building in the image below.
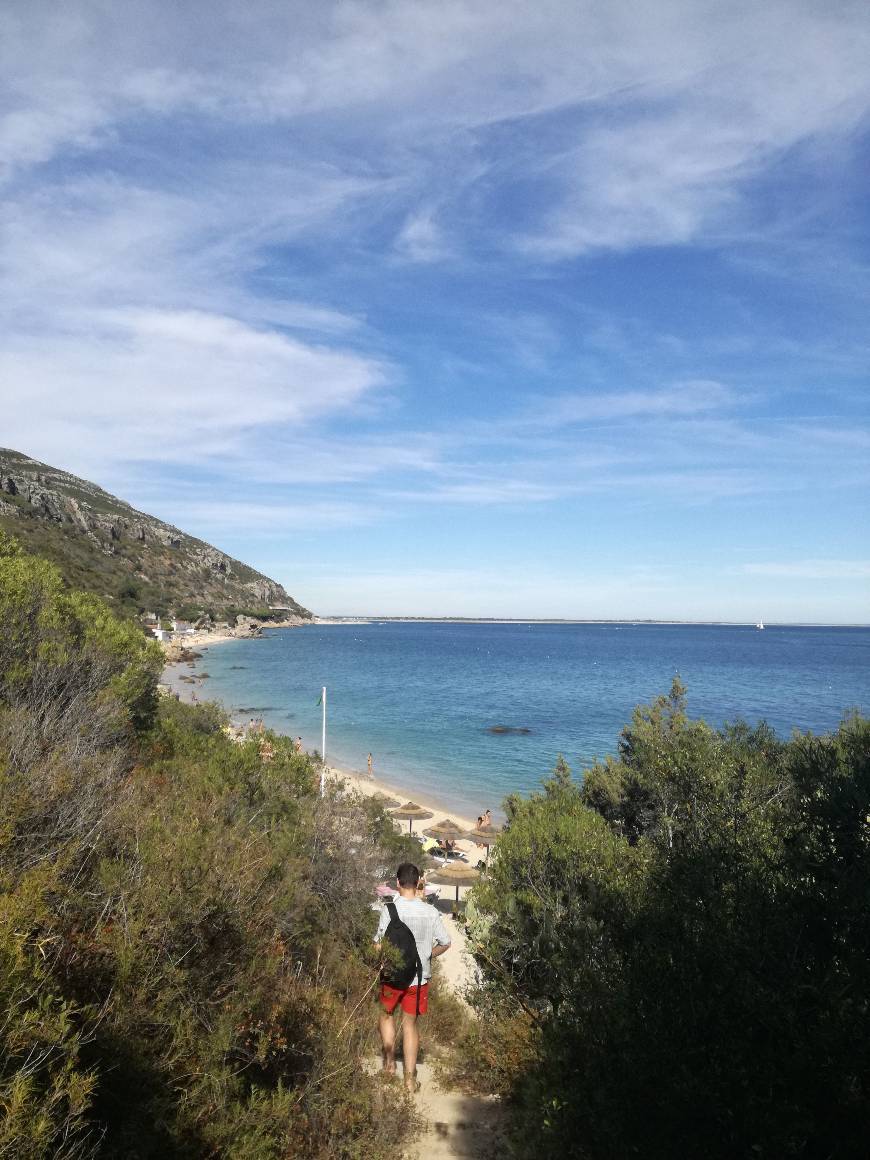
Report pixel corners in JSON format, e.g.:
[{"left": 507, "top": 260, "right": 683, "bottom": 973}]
[{"left": 171, "top": 619, "right": 195, "bottom": 634}]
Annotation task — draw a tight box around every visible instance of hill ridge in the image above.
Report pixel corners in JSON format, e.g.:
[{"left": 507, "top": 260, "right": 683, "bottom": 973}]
[{"left": 0, "top": 447, "right": 310, "bottom": 619}]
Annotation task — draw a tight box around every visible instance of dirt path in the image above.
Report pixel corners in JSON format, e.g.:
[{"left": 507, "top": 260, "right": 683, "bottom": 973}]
[
  {"left": 404, "top": 1066, "right": 505, "bottom": 1160},
  {"left": 402, "top": 910, "right": 508, "bottom": 1160}
]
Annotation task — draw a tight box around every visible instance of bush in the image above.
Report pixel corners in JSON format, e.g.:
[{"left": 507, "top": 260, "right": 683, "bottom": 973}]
[
  {"left": 0, "top": 537, "right": 419, "bottom": 1158},
  {"left": 0, "top": 877, "right": 98, "bottom": 1159},
  {"left": 470, "top": 682, "right": 870, "bottom": 1159}
]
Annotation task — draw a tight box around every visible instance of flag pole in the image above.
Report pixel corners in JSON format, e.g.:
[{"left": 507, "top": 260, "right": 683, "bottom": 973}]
[{"left": 319, "top": 686, "right": 327, "bottom": 798}]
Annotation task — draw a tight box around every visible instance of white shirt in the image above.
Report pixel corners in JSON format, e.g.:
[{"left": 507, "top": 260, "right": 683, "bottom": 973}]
[{"left": 374, "top": 895, "right": 451, "bottom": 982}]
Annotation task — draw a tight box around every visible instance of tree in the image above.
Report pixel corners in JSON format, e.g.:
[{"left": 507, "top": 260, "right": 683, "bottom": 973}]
[{"left": 470, "top": 688, "right": 870, "bottom": 1159}]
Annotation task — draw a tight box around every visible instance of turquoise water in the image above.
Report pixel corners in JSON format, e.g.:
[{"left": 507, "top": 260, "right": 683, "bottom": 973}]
[{"left": 192, "top": 622, "right": 870, "bottom": 819}]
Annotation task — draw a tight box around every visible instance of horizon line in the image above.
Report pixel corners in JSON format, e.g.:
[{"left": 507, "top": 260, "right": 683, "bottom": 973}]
[{"left": 309, "top": 616, "right": 870, "bottom": 628}]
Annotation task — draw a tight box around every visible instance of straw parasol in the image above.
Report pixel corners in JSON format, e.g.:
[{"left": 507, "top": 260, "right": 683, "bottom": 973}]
[
  {"left": 371, "top": 792, "right": 401, "bottom": 809},
  {"left": 427, "top": 862, "right": 481, "bottom": 901},
  {"left": 389, "top": 800, "right": 434, "bottom": 833},
  {"left": 465, "top": 822, "right": 502, "bottom": 862},
  {"left": 465, "top": 823, "right": 501, "bottom": 845},
  {"left": 422, "top": 818, "right": 468, "bottom": 843}
]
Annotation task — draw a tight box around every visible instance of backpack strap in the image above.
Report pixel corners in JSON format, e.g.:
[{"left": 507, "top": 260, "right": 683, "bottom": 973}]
[{"left": 386, "top": 900, "right": 398, "bottom": 922}]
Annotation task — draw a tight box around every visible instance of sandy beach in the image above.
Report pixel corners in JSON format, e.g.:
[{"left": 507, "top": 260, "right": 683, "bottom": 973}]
[
  {"left": 159, "top": 617, "right": 305, "bottom": 660},
  {"left": 162, "top": 656, "right": 491, "bottom": 901},
  {"left": 162, "top": 638, "right": 492, "bottom": 836}
]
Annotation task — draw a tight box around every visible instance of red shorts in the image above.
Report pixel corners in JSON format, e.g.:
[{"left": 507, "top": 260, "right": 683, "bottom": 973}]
[{"left": 379, "top": 982, "right": 429, "bottom": 1016}]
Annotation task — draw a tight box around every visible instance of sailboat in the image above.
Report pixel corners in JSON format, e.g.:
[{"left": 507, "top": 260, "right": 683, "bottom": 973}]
[{"left": 755, "top": 619, "right": 765, "bottom": 630}]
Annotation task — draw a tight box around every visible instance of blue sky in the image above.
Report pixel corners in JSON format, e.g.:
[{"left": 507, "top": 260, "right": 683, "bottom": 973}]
[{"left": 1, "top": 0, "right": 868, "bottom": 620}]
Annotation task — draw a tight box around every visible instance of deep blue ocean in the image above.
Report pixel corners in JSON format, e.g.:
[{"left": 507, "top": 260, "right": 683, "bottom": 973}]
[{"left": 192, "top": 622, "right": 870, "bottom": 819}]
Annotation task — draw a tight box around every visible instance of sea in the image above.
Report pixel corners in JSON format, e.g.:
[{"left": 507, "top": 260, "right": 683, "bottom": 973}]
[{"left": 190, "top": 621, "right": 870, "bottom": 820}]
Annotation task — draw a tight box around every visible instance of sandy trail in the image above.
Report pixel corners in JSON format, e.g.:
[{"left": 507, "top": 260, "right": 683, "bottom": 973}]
[
  {"left": 401, "top": 909, "right": 507, "bottom": 1160},
  {"left": 340, "top": 772, "right": 508, "bottom": 1154},
  {"left": 404, "top": 1066, "right": 505, "bottom": 1160},
  {"left": 336, "top": 769, "right": 507, "bottom": 1156}
]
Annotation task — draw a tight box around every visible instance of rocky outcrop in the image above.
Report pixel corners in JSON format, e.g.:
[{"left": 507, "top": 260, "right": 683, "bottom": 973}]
[{"left": 0, "top": 447, "right": 311, "bottom": 617}]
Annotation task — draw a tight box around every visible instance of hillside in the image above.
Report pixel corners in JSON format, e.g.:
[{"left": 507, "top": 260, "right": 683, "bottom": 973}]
[{"left": 0, "top": 448, "right": 311, "bottom": 619}]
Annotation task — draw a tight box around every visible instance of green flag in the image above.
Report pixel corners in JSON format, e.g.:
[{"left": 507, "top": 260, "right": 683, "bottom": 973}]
[{"left": 316, "top": 691, "right": 323, "bottom": 706}]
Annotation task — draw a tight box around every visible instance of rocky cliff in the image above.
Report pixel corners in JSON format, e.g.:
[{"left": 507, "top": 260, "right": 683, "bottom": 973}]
[{"left": 0, "top": 448, "right": 311, "bottom": 619}]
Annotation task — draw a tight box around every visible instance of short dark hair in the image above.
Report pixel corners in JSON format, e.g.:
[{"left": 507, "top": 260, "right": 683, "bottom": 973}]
[{"left": 396, "top": 862, "right": 420, "bottom": 888}]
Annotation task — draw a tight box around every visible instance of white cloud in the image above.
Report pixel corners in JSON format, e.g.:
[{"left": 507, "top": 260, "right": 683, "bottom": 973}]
[
  {"left": 3, "top": 1, "right": 868, "bottom": 254},
  {"left": 0, "top": 0, "right": 866, "bottom": 603},
  {"left": 0, "top": 305, "right": 386, "bottom": 470},
  {"left": 392, "top": 478, "right": 568, "bottom": 505},
  {"left": 395, "top": 207, "right": 452, "bottom": 263},
  {"left": 0, "top": 156, "right": 392, "bottom": 479},
  {"left": 149, "top": 498, "right": 377, "bottom": 534},
  {"left": 743, "top": 561, "right": 870, "bottom": 581},
  {"left": 527, "top": 381, "right": 735, "bottom": 427}
]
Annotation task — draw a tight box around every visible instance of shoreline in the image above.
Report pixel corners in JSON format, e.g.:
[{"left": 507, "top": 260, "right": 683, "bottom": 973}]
[
  {"left": 329, "top": 762, "right": 483, "bottom": 837},
  {"left": 161, "top": 657, "right": 490, "bottom": 921},
  {"left": 162, "top": 657, "right": 489, "bottom": 833},
  {"left": 158, "top": 617, "right": 307, "bottom": 661}
]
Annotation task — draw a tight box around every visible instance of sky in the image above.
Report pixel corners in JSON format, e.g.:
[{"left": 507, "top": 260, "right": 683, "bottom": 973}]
[{"left": 1, "top": 0, "right": 868, "bottom": 621}]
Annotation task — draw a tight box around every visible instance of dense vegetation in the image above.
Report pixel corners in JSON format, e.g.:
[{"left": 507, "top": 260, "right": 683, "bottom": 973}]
[
  {"left": 6, "top": 518, "right": 868, "bottom": 1158},
  {"left": 462, "top": 680, "right": 870, "bottom": 1158},
  {"left": 0, "top": 533, "right": 421, "bottom": 1158}
]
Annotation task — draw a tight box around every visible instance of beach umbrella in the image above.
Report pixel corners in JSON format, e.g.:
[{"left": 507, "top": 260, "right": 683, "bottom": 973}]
[
  {"left": 389, "top": 801, "right": 434, "bottom": 833},
  {"left": 371, "top": 792, "right": 401, "bottom": 809},
  {"left": 422, "top": 818, "right": 467, "bottom": 843},
  {"left": 465, "top": 823, "right": 501, "bottom": 844},
  {"left": 427, "top": 862, "right": 481, "bottom": 902},
  {"left": 465, "top": 823, "right": 502, "bottom": 862},
  {"left": 417, "top": 852, "right": 443, "bottom": 872}
]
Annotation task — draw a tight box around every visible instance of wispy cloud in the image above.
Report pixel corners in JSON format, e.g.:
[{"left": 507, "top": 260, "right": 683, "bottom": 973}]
[
  {"left": 395, "top": 207, "right": 453, "bottom": 263},
  {"left": 743, "top": 561, "right": 870, "bottom": 581},
  {"left": 1, "top": 304, "right": 387, "bottom": 473},
  {"left": 3, "top": 1, "right": 868, "bottom": 253},
  {"left": 0, "top": 1, "right": 867, "bottom": 619},
  {"left": 525, "top": 381, "right": 735, "bottom": 427},
  {"left": 150, "top": 498, "right": 378, "bottom": 534}
]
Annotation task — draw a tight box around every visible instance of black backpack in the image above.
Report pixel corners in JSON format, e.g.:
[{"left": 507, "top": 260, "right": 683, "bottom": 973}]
[{"left": 380, "top": 901, "right": 423, "bottom": 996}]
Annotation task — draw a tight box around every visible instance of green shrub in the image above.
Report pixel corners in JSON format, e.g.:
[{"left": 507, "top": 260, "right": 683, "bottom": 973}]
[
  {"left": 0, "top": 872, "right": 98, "bottom": 1159},
  {"left": 470, "top": 683, "right": 870, "bottom": 1159},
  {"left": 0, "top": 537, "right": 417, "bottom": 1158}
]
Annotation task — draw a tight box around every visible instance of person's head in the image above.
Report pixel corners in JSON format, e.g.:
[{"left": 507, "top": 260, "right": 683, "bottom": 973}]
[
  {"left": 477, "top": 815, "right": 483, "bottom": 827},
  {"left": 396, "top": 862, "right": 420, "bottom": 890}
]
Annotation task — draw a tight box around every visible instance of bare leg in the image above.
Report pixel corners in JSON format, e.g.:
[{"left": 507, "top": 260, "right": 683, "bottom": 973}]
[
  {"left": 378, "top": 1011, "right": 396, "bottom": 1074},
  {"left": 402, "top": 1014, "right": 420, "bottom": 1090}
]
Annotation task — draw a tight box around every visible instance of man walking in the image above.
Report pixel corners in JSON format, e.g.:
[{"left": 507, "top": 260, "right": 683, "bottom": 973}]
[{"left": 375, "top": 863, "right": 451, "bottom": 1092}]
